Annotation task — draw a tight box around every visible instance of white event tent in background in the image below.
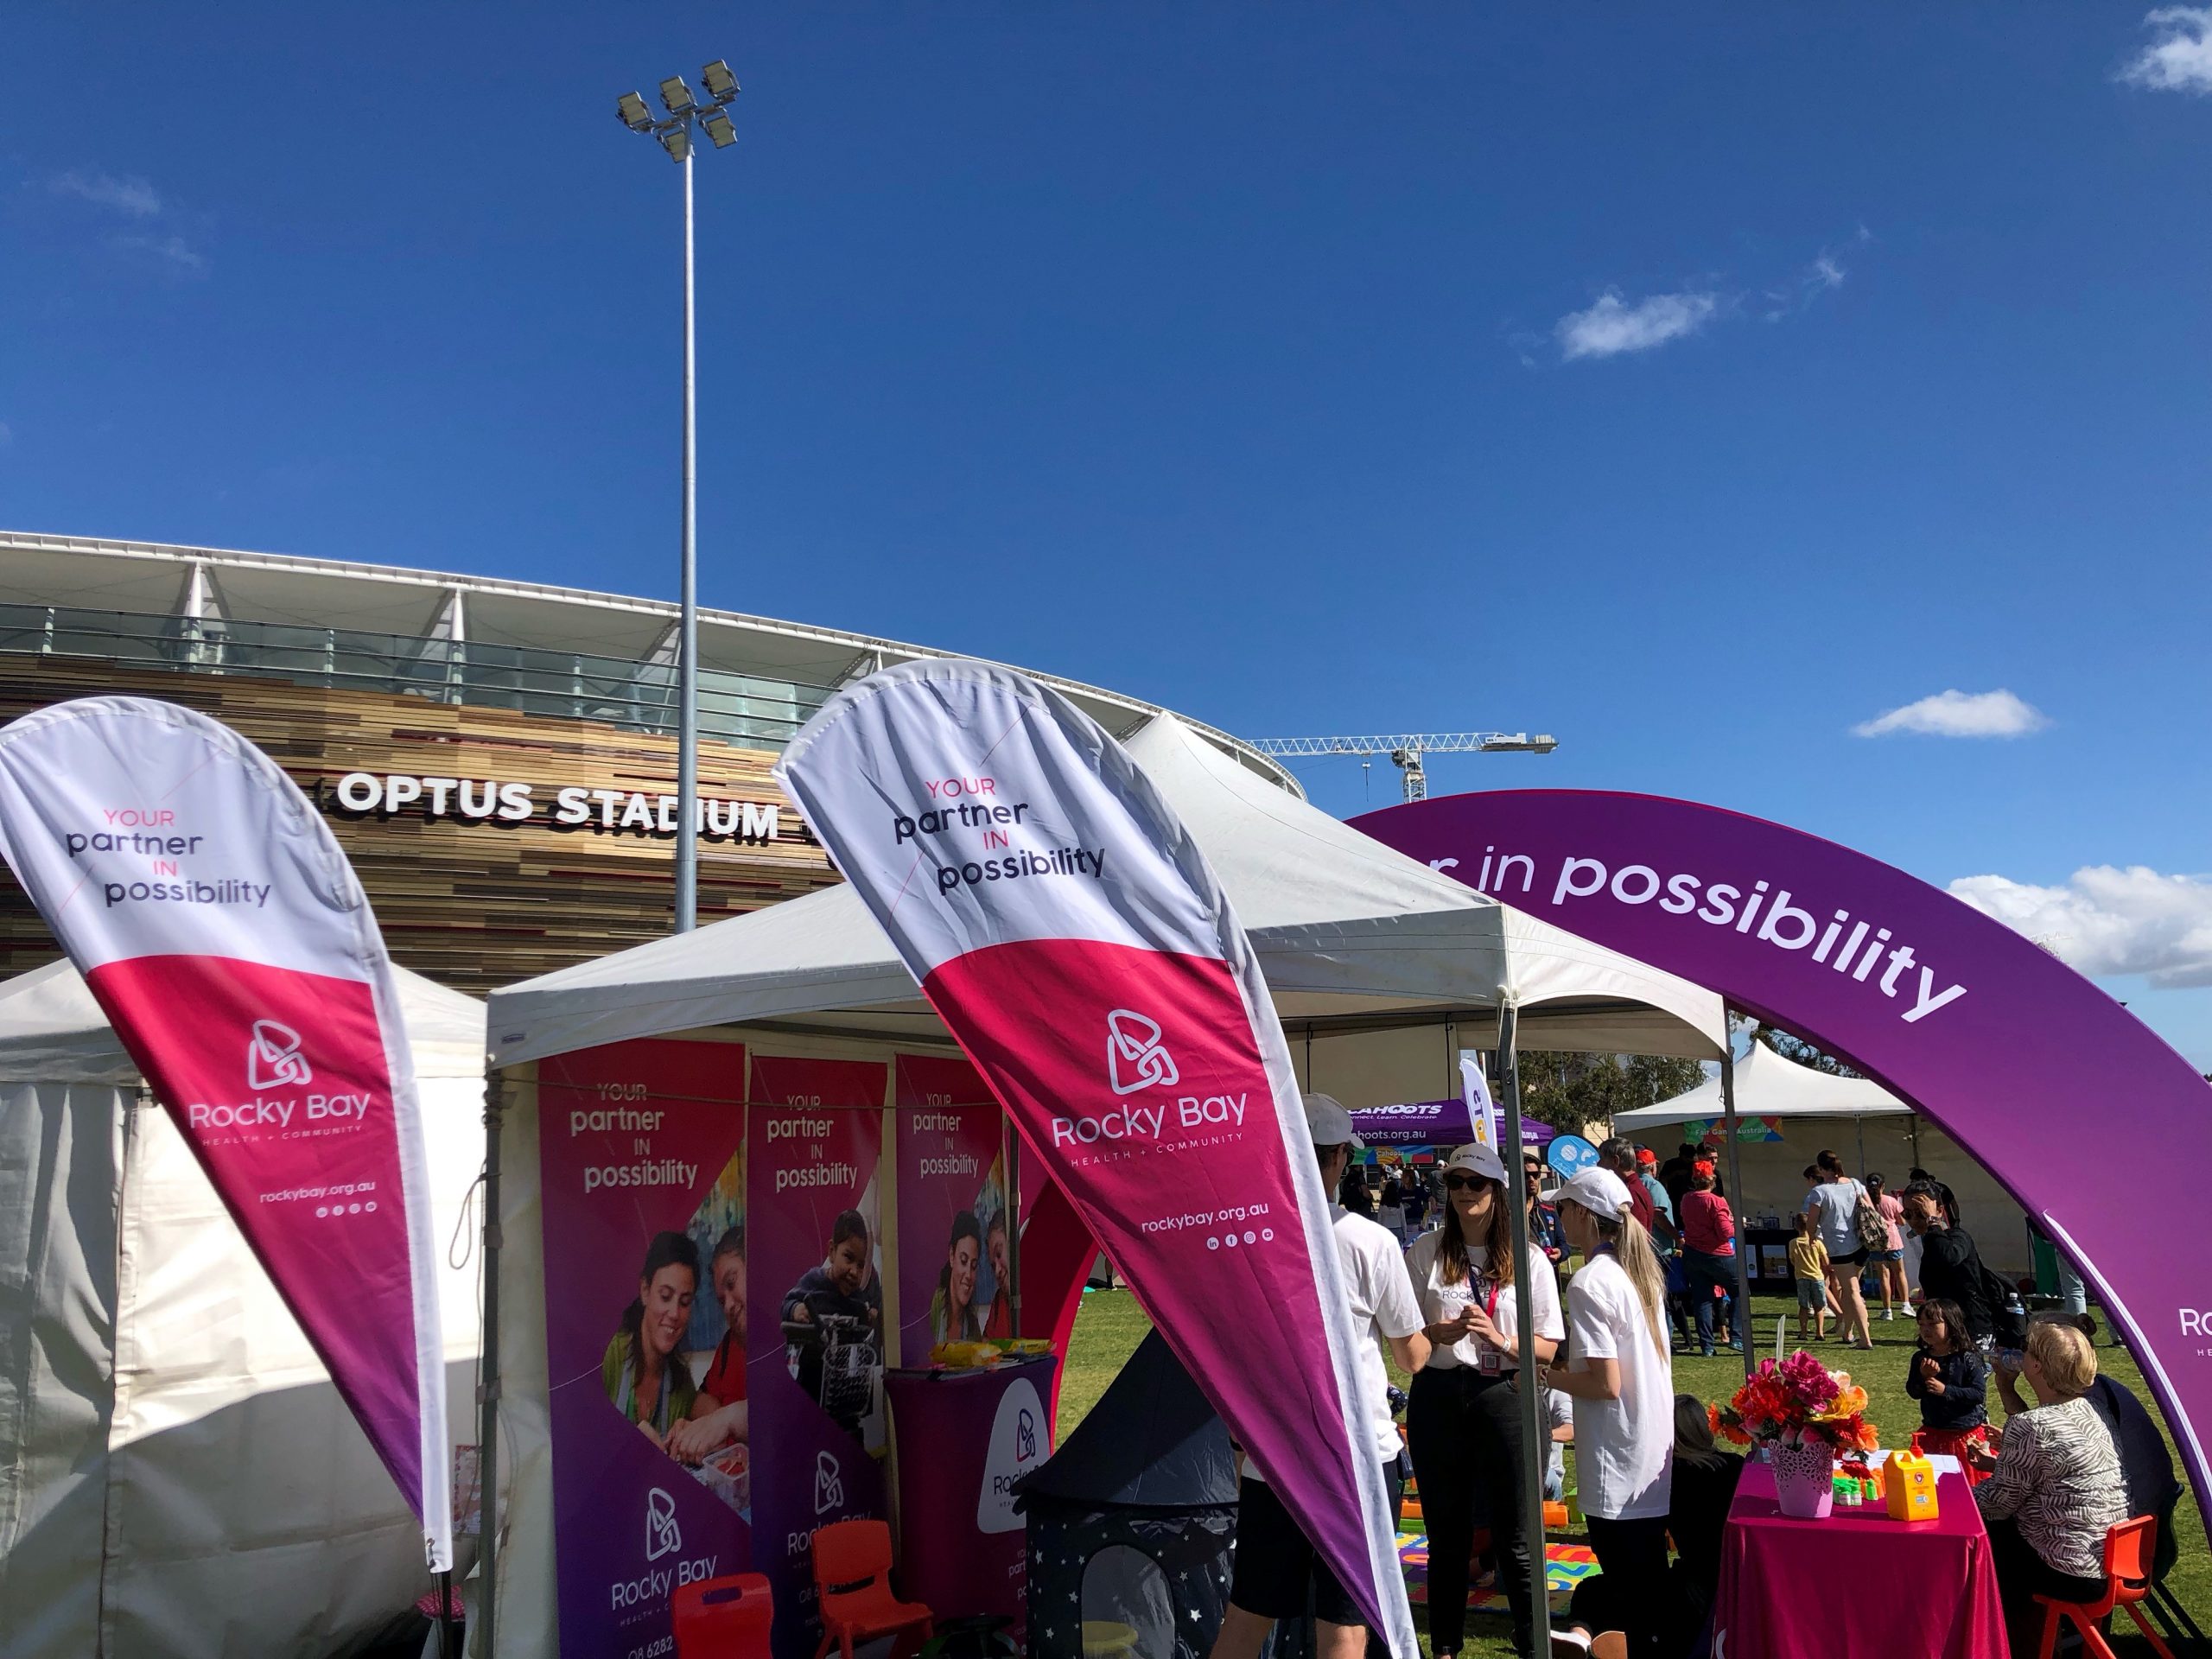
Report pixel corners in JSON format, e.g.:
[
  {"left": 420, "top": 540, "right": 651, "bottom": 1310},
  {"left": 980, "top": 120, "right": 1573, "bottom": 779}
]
[{"left": 1613, "top": 1039, "right": 2031, "bottom": 1272}]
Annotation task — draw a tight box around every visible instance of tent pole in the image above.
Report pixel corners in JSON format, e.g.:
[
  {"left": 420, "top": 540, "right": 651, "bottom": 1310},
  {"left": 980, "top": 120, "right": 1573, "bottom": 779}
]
[
  {"left": 1495, "top": 1002, "right": 1553, "bottom": 1658},
  {"left": 1719, "top": 1007, "right": 1753, "bottom": 1381},
  {"left": 1007, "top": 1115, "right": 1022, "bottom": 1336},
  {"left": 480, "top": 1072, "right": 505, "bottom": 1659}
]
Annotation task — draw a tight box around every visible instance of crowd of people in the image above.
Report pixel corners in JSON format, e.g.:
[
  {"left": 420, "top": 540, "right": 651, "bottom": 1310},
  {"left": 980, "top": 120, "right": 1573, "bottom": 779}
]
[{"left": 1212, "top": 1107, "right": 2185, "bottom": 1659}]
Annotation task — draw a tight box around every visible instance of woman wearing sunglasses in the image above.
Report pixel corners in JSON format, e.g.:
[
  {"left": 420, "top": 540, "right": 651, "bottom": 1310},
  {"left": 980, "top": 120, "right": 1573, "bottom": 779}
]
[{"left": 1402, "top": 1142, "right": 1564, "bottom": 1659}]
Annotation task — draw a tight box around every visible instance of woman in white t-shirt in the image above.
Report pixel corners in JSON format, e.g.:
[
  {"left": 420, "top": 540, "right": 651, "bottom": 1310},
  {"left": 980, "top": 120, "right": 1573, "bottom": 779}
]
[
  {"left": 1402, "top": 1142, "right": 1563, "bottom": 1659},
  {"left": 1543, "top": 1166, "right": 1674, "bottom": 1659}
]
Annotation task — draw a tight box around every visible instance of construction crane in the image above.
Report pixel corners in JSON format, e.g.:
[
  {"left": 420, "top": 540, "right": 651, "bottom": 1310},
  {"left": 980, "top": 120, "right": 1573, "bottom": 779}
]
[{"left": 1247, "top": 731, "right": 1558, "bottom": 804}]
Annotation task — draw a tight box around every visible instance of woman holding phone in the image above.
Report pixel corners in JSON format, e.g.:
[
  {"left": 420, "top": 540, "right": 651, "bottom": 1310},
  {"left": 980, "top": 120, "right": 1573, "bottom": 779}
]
[{"left": 1402, "top": 1142, "right": 1563, "bottom": 1659}]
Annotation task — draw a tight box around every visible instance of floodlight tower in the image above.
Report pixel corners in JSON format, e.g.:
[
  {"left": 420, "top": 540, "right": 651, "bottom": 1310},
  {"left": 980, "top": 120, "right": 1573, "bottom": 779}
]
[{"left": 616, "top": 60, "right": 741, "bottom": 933}]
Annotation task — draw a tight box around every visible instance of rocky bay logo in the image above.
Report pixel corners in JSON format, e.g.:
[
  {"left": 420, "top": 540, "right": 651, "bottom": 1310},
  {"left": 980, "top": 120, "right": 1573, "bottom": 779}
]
[
  {"left": 814, "top": 1449, "right": 845, "bottom": 1515},
  {"left": 977, "top": 1377, "right": 1048, "bottom": 1534},
  {"left": 1107, "top": 1008, "right": 1177, "bottom": 1095},
  {"left": 247, "top": 1019, "right": 311, "bottom": 1090},
  {"left": 645, "top": 1488, "right": 683, "bottom": 1562}
]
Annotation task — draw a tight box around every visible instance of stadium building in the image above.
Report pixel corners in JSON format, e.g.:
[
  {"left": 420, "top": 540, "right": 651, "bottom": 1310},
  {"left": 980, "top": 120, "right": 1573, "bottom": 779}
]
[{"left": 0, "top": 530, "right": 1292, "bottom": 992}]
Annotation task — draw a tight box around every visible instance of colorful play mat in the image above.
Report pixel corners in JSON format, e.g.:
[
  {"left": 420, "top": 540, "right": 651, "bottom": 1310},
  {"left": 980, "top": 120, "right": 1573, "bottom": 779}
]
[{"left": 1395, "top": 1529, "right": 1599, "bottom": 1612}]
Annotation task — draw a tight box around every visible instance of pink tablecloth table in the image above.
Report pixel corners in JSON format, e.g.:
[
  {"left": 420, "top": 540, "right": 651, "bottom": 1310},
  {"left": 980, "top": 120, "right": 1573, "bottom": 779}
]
[{"left": 1713, "top": 1461, "right": 2006, "bottom": 1659}]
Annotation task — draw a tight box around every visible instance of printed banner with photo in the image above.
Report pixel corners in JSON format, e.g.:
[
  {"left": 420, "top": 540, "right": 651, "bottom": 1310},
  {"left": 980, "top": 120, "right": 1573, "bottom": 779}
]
[
  {"left": 895, "top": 1053, "right": 1012, "bottom": 1359},
  {"left": 749, "top": 1054, "right": 889, "bottom": 1658},
  {"left": 537, "top": 1039, "right": 750, "bottom": 1659}
]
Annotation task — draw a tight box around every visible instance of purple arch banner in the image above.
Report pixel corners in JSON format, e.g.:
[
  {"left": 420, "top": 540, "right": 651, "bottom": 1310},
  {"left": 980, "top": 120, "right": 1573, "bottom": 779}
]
[{"left": 1352, "top": 789, "right": 2212, "bottom": 1527}]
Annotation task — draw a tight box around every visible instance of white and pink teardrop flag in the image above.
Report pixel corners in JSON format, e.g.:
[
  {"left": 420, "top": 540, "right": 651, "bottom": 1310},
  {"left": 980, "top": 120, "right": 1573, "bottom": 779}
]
[
  {"left": 777, "top": 660, "right": 1415, "bottom": 1656},
  {"left": 0, "top": 697, "right": 451, "bottom": 1569}
]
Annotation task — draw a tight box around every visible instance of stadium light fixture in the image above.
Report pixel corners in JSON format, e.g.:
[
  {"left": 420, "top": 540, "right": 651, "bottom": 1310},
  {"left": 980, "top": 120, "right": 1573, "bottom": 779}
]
[{"left": 611, "top": 59, "right": 741, "bottom": 939}]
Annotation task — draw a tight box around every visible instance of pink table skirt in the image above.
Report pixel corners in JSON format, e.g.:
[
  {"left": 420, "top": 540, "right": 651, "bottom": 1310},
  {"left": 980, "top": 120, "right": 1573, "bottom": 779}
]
[{"left": 1713, "top": 1462, "right": 2007, "bottom": 1659}]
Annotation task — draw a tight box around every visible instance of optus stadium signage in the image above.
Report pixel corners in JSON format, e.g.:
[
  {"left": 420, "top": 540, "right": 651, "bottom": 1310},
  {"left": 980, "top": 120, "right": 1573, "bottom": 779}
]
[{"left": 322, "top": 770, "right": 796, "bottom": 844}]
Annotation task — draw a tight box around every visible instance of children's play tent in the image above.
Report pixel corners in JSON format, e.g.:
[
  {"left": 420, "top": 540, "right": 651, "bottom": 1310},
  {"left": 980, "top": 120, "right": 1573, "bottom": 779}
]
[
  {"left": 0, "top": 957, "right": 486, "bottom": 1659},
  {"left": 1015, "top": 1329, "right": 1240, "bottom": 1659}
]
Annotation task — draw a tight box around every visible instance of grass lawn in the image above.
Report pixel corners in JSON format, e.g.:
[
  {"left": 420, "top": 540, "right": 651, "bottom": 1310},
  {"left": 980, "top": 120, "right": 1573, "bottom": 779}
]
[{"left": 1059, "top": 1287, "right": 2209, "bottom": 1657}]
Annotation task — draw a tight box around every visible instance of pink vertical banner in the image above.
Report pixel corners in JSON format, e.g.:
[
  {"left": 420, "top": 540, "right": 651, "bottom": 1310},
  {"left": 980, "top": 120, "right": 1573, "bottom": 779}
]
[
  {"left": 536, "top": 1039, "right": 750, "bottom": 1657},
  {"left": 748, "top": 1054, "right": 888, "bottom": 1659},
  {"left": 896, "top": 1053, "right": 1012, "bottom": 1357},
  {"left": 0, "top": 696, "right": 449, "bottom": 1567},
  {"left": 775, "top": 660, "right": 1417, "bottom": 1656}
]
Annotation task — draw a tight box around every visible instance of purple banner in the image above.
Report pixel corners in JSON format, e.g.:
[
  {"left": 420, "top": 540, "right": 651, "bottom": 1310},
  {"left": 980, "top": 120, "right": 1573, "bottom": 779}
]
[
  {"left": 884, "top": 1356, "right": 1058, "bottom": 1638},
  {"left": 537, "top": 1039, "right": 751, "bottom": 1659},
  {"left": 1347, "top": 1099, "right": 1471, "bottom": 1147},
  {"left": 1346, "top": 1100, "right": 1554, "bottom": 1149},
  {"left": 1355, "top": 788, "right": 2212, "bottom": 1529},
  {"left": 895, "top": 1054, "right": 1013, "bottom": 1357},
  {"left": 749, "top": 1055, "right": 890, "bottom": 1659}
]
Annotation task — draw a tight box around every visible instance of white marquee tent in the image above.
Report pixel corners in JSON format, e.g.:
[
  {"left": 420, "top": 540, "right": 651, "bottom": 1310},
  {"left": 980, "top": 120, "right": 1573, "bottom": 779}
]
[
  {"left": 490, "top": 715, "right": 1729, "bottom": 1080},
  {"left": 1614, "top": 1039, "right": 2030, "bottom": 1272},
  {"left": 0, "top": 957, "right": 486, "bottom": 1659},
  {"left": 476, "top": 714, "right": 1730, "bottom": 1657},
  {"left": 1613, "top": 1039, "right": 1911, "bottom": 1126}
]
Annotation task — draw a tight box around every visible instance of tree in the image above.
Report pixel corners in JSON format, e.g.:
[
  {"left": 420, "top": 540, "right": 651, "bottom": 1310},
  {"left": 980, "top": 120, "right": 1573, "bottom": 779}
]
[
  {"left": 1754, "top": 1024, "right": 1863, "bottom": 1079},
  {"left": 1516, "top": 1051, "right": 1707, "bottom": 1141}
]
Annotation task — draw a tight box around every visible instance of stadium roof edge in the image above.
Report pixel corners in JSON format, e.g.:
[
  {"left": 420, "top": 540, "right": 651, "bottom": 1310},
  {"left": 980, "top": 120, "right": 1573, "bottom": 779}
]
[{"left": 0, "top": 529, "right": 1299, "bottom": 794}]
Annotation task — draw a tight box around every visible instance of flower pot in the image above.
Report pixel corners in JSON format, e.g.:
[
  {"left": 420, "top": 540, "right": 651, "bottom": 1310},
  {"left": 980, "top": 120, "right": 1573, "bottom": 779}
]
[{"left": 1771, "top": 1440, "right": 1834, "bottom": 1519}]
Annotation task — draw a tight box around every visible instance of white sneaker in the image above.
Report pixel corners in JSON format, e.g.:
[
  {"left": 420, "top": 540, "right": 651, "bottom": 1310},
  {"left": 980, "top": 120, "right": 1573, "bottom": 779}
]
[
  {"left": 1883, "top": 1310, "right": 1897, "bottom": 1321},
  {"left": 1550, "top": 1634, "right": 1592, "bottom": 1656}
]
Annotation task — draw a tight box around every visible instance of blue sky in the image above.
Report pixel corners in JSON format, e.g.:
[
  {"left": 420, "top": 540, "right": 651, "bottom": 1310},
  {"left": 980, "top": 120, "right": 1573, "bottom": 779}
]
[{"left": 4, "top": 6, "right": 2209, "bottom": 1059}]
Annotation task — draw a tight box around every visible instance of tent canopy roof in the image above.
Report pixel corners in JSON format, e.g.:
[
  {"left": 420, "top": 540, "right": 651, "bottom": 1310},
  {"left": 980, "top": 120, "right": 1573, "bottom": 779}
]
[
  {"left": 487, "top": 715, "right": 1725, "bottom": 1071},
  {"left": 1015, "top": 1330, "right": 1236, "bottom": 1510},
  {"left": 0, "top": 957, "right": 486, "bottom": 1083},
  {"left": 1612, "top": 1040, "right": 1912, "bottom": 1128}
]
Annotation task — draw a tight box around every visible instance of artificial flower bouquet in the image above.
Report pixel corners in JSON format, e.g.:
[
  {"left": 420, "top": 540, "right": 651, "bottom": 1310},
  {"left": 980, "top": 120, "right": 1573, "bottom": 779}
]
[{"left": 1713, "top": 1350, "right": 1879, "bottom": 1455}]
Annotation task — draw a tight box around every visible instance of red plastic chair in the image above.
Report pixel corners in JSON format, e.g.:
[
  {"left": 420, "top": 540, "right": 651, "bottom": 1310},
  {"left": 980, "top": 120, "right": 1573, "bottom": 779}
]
[
  {"left": 810, "top": 1518, "right": 934, "bottom": 1659},
  {"left": 2031, "top": 1515, "right": 2175, "bottom": 1659},
  {"left": 674, "top": 1573, "right": 775, "bottom": 1659}
]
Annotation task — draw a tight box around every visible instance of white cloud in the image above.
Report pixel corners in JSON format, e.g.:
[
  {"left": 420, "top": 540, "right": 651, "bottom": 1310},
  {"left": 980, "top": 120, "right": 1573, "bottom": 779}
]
[
  {"left": 2118, "top": 6, "right": 2212, "bottom": 93},
  {"left": 111, "top": 232, "right": 209, "bottom": 276},
  {"left": 1951, "top": 866, "right": 2212, "bottom": 988},
  {"left": 1556, "top": 289, "right": 1719, "bottom": 361},
  {"left": 1852, "top": 689, "right": 2050, "bottom": 739},
  {"left": 49, "top": 168, "right": 162, "bottom": 218}
]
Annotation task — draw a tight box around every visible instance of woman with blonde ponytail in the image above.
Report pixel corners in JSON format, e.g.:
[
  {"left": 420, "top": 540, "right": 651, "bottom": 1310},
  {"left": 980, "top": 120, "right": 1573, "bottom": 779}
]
[{"left": 1543, "top": 1167, "right": 1675, "bottom": 1659}]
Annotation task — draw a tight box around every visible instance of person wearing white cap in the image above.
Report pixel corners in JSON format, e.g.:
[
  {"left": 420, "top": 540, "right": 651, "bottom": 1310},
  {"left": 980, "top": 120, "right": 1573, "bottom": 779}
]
[
  {"left": 1540, "top": 1166, "right": 1675, "bottom": 1659},
  {"left": 1210, "top": 1096, "right": 1429, "bottom": 1659},
  {"left": 1401, "top": 1142, "right": 1563, "bottom": 1659}
]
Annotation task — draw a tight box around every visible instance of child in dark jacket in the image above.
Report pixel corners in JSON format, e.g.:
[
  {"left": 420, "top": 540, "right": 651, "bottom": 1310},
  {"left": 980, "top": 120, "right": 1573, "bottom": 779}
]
[{"left": 1906, "top": 1298, "right": 1989, "bottom": 1455}]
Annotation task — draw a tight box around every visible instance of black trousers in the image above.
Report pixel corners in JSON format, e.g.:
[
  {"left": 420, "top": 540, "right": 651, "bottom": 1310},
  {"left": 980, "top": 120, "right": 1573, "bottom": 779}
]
[
  {"left": 1408, "top": 1366, "right": 1533, "bottom": 1657},
  {"left": 1986, "top": 1516, "right": 2110, "bottom": 1658},
  {"left": 1583, "top": 1514, "right": 1672, "bottom": 1659}
]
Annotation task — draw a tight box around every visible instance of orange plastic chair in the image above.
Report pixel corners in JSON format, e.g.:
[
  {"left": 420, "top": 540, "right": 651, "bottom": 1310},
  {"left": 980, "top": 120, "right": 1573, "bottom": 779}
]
[
  {"left": 674, "top": 1573, "right": 775, "bottom": 1659},
  {"left": 810, "top": 1518, "right": 934, "bottom": 1659},
  {"left": 2031, "top": 1516, "right": 2175, "bottom": 1659}
]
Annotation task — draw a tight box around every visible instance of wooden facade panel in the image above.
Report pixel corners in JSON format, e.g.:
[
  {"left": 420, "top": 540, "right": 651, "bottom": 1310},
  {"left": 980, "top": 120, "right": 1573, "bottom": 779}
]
[{"left": 0, "top": 657, "right": 841, "bottom": 993}]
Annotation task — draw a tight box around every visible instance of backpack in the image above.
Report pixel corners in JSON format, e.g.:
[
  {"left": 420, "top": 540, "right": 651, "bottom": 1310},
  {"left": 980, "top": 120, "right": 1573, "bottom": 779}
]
[{"left": 1852, "top": 1183, "right": 1891, "bottom": 1253}]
